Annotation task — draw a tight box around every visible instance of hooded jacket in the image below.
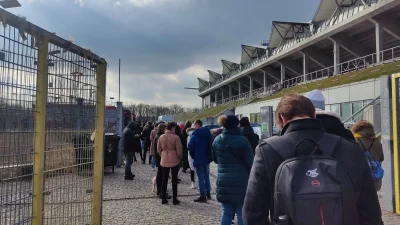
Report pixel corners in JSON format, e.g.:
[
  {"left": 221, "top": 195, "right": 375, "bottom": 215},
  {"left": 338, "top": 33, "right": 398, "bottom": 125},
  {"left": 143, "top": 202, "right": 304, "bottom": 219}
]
[
  {"left": 352, "top": 121, "right": 384, "bottom": 162},
  {"left": 212, "top": 127, "right": 254, "bottom": 204},
  {"left": 315, "top": 109, "right": 355, "bottom": 142},
  {"left": 243, "top": 119, "right": 382, "bottom": 225},
  {"left": 188, "top": 127, "right": 213, "bottom": 167},
  {"left": 123, "top": 122, "right": 141, "bottom": 153},
  {"left": 242, "top": 126, "right": 259, "bottom": 153}
]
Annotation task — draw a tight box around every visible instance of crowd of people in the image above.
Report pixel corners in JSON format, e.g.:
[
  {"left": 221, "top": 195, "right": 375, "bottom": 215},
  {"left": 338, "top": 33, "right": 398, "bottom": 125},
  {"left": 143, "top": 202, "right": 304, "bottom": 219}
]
[{"left": 121, "top": 89, "right": 385, "bottom": 225}]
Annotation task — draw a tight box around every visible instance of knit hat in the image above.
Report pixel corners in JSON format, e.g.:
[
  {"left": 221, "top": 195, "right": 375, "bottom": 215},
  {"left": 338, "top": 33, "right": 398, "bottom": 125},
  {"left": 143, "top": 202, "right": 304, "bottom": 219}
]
[
  {"left": 304, "top": 89, "right": 325, "bottom": 110},
  {"left": 218, "top": 115, "right": 239, "bottom": 129}
]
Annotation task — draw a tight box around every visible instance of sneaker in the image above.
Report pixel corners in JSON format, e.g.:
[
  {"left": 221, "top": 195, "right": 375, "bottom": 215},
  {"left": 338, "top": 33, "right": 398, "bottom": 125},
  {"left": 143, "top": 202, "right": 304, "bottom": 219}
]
[
  {"left": 161, "top": 199, "right": 168, "bottom": 204},
  {"left": 194, "top": 196, "right": 207, "bottom": 203},
  {"left": 190, "top": 182, "right": 197, "bottom": 189},
  {"left": 152, "top": 168, "right": 155, "bottom": 171},
  {"left": 173, "top": 198, "right": 180, "bottom": 205},
  {"left": 142, "top": 160, "right": 145, "bottom": 164},
  {"left": 124, "top": 176, "right": 134, "bottom": 180},
  {"left": 231, "top": 220, "right": 235, "bottom": 224},
  {"left": 206, "top": 193, "right": 212, "bottom": 200}
]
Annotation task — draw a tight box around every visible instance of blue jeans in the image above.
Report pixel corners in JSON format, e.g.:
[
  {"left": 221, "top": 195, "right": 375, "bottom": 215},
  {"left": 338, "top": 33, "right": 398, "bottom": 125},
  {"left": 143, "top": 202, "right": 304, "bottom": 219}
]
[
  {"left": 151, "top": 155, "right": 155, "bottom": 168},
  {"left": 221, "top": 203, "right": 244, "bottom": 225},
  {"left": 196, "top": 164, "right": 210, "bottom": 196},
  {"left": 124, "top": 152, "right": 134, "bottom": 177}
]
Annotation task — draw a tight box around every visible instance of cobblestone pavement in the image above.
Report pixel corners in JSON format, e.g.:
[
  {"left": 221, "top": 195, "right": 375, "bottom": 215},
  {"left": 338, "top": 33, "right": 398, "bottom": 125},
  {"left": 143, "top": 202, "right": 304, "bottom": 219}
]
[{"left": 101, "top": 155, "right": 400, "bottom": 225}]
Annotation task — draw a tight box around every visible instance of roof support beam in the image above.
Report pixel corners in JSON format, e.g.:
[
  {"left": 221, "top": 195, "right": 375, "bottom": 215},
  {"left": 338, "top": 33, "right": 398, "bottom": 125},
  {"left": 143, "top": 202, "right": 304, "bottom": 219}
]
[
  {"left": 370, "top": 14, "right": 400, "bottom": 41},
  {"left": 261, "top": 67, "right": 281, "bottom": 82},
  {"left": 300, "top": 47, "right": 333, "bottom": 68},
  {"left": 278, "top": 59, "right": 303, "bottom": 77},
  {"left": 329, "top": 33, "right": 369, "bottom": 57}
]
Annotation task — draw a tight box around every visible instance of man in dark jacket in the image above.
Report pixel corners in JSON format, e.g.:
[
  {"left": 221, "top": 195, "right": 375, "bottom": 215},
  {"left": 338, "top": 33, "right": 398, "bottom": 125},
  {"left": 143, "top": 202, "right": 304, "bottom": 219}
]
[
  {"left": 141, "top": 122, "right": 153, "bottom": 164},
  {"left": 243, "top": 93, "right": 382, "bottom": 225},
  {"left": 123, "top": 122, "right": 141, "bottom": 180},
  {"left": 305, "top": 89, "right": 355, "bottom": 142},
  {"left": 239, "top": 117, "right": 259, "bottom": 153},
  {"left": 188, "top": 120, "right": 213, "bottom": 202}
]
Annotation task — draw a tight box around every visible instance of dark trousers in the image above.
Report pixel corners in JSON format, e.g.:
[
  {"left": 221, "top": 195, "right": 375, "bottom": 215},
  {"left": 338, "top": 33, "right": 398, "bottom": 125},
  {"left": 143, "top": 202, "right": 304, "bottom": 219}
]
[
  {"left": 124, "top": 152, "right": 134, "bottom": 177},
  {"left": 190, "top": 169, "right": 195, "bottom": 182},
  {"left": 161, "top": 164, "right": 180, "bottom": 199},
  {"left": 143, "top": 141, "right": 150, "bottom": 162},
  {"left": 156, "top": 166, "right": 163, "bottom": 195}
]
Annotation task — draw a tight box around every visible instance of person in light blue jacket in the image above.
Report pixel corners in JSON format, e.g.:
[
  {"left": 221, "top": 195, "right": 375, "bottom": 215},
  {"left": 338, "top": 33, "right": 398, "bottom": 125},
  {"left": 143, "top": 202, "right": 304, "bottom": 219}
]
[{"left": 212, "top": 115, "right": 254, "bottom": 225}]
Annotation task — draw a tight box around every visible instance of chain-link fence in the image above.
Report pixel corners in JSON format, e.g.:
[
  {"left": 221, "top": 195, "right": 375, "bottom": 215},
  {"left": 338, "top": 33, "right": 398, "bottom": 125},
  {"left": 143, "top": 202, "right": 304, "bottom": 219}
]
[{"left": 0, "top": 8, "right": 106, "bottom": 225}]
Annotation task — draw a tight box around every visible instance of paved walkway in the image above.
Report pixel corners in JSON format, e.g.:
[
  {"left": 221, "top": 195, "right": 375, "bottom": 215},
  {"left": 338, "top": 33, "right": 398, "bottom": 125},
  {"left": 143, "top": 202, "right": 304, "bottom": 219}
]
[{"left": 101, "top": 156, "right": 400, "bottom": 225}]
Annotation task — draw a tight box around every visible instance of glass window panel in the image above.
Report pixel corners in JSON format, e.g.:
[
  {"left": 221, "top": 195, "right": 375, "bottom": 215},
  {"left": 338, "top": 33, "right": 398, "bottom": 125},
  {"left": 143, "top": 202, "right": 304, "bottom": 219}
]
[
  {"left": 331, "top": 104, "right": 340, "bottom": 116},
  {"left": 325, "top": 105, "right": 331, "bottom": 112},
  {"left": 341, "top": 103, "right": 351, "bottom": 121},
  {"left": 352, "top": 101, "right": 363, "bottom": 122}
]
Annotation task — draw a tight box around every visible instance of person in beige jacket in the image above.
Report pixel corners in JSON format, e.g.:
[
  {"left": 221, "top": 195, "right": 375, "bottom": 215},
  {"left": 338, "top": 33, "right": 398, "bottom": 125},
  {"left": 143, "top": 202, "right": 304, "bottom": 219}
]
[{"left": 157, "top": 122, "right": 183, "bottom": 205}]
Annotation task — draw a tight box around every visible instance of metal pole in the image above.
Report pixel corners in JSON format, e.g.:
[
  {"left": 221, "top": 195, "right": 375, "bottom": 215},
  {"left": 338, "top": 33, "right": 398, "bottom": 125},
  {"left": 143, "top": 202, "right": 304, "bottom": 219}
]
[{"left": 118, "top": 58, "right": 121, "bottom": 102}]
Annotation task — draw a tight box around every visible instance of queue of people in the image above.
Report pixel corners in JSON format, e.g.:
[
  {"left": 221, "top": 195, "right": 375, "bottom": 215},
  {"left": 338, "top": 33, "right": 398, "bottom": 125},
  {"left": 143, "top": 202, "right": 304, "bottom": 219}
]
[{"left": 121, "top": 89, "right": 384, "bottom": 225}]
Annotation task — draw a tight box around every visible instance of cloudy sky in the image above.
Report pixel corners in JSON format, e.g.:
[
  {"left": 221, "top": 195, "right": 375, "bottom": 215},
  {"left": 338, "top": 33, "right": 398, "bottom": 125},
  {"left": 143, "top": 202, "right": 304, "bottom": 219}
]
[{"left": 11, "top": 0, "right": 319, "bottom": 108}]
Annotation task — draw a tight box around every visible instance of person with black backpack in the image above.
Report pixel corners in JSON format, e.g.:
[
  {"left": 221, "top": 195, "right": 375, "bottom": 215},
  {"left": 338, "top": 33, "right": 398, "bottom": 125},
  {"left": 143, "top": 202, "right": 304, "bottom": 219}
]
[
  {"left": 213, "top": 115, "right": 254, "bottom": 225},
  {"left": 243, "top": 93, "right": 383, "bottom": 225}
]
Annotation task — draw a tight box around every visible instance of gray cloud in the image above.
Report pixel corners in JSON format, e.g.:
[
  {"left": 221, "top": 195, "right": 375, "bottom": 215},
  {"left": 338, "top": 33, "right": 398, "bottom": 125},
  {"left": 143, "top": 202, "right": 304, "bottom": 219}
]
[{"left": 13, "top": 0, "right": 318, "bottom": 107}]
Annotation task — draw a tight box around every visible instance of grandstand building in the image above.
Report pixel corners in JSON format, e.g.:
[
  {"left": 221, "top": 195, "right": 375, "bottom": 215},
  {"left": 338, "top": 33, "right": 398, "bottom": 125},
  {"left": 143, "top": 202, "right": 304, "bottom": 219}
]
[{"left": 197, "top": 0, "right": 400, "bottom": 110}]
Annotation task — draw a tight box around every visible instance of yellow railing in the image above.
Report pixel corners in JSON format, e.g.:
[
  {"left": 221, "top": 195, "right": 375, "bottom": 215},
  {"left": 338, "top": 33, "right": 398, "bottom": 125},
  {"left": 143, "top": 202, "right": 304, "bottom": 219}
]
[{"left": 0, "top": 8, "right": 107, "bottom": 225}]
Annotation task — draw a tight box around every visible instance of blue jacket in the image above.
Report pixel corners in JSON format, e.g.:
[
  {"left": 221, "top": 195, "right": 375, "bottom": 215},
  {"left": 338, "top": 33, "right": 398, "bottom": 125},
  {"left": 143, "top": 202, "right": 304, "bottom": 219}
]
[
  {"left": 212, "top": 127, "right": 254, "bottom": 204},
  {"left": 188, "top": 127, "right": 213, "bottom": 167}
]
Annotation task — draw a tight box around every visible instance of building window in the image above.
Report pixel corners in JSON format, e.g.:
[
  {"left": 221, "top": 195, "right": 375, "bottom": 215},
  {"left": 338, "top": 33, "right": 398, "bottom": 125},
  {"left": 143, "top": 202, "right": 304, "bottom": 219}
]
[
  {"left": 341, "top": 102, "right": 351, "bottom": 121},
  {"left": 331, "top": 104, "right": 340, "bottom": 116},
  {"left": 352, "top": 101, "right": 363, "bottom": 122},
  {"left": 325, "top": 105, "right": 331, "bottom": 112}
]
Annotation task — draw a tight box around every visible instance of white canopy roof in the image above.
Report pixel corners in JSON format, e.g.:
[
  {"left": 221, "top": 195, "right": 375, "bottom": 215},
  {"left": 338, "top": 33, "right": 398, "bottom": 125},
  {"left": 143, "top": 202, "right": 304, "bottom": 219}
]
[
  {"left": 312, "top": 0, "right": 365, "bottom": 23},
  {"left": 240, "top": 45, "right": 267, "bottom": 65},
  {"left": 221, "top": 60, "right": 240, "bottom": 75},
  {"left": 207, "top": 70, "right": 222, "bottom": 83},
  {"left": 269, "top": 21, "right": 310, "bottom": 49}
]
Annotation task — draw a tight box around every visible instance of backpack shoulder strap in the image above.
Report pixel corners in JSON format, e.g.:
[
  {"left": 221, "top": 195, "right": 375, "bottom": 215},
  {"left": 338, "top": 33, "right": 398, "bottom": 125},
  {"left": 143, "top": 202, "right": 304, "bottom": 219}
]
[
  {"left": 263, "top": 135, "right": 295, "bottom": 160},
  {"left": 317, "top": 133, "right": 342, "bottom": 157}
]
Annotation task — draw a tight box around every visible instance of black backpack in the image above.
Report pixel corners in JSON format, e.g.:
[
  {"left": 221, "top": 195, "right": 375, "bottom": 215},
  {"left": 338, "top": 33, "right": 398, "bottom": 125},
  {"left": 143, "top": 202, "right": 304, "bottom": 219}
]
[{"left": 265, "top": 133, "right": 358, "bottom": 225}]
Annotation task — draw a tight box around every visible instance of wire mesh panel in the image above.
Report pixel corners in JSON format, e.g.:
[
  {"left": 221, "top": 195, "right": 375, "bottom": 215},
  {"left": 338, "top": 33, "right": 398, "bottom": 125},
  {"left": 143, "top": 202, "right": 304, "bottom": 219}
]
[
  {"left": 42, "top": 43, "right": 98, "bottom": 225},
  {"left": 0, "top": 21, "right": 37, "bottom": 225},
  {"left": 0, "top": 8, "right": 106, "bottom": 225}
]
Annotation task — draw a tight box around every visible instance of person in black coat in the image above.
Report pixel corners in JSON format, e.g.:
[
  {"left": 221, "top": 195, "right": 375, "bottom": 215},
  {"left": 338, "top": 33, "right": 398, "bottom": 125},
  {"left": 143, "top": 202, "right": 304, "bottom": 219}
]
[
  {"left": 305, "top": 89, "right": 355, "bottom": 142},
  {"left": 243, "top": 93, "right": 382, "bottom": 225},
  {"left": 123, "top": 122, "right": 142, "bottom": 180},
  {"left": 239, "top": 117, "right": 259, "bottom": 154},
  {"left": 181, "top": 121, "right": 192, "bottom": 172},
  {"left": 141, "top": 122, "right": 153, "bottom": 164}
]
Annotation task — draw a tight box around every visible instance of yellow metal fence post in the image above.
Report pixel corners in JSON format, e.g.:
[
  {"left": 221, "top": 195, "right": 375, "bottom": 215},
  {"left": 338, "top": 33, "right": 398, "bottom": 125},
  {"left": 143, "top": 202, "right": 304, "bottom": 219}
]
[
  {"left": 391, "top": 73, "right": 400, "bottom": 214},
  {"left": 92, "top": 63, "right": 106, "bottom": 225},
  {"left": 32, "top": 36, "right": 49, "bottom": 225}
]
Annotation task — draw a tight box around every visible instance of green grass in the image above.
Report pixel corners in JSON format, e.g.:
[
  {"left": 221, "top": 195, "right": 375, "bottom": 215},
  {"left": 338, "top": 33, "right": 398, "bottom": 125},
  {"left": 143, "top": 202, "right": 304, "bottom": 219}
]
[{"left": 252, "top": 60, "right": 400, "bottom": 103}]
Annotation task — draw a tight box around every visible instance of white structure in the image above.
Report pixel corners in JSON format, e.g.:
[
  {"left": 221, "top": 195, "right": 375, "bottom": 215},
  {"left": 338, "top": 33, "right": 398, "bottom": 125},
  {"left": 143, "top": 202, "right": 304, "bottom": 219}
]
[
  {"left": 235, "top": 78, "right": 381, "bottom": 122},
  {"left": 197, "top": 0, "right": 400, "bottom": 109}
]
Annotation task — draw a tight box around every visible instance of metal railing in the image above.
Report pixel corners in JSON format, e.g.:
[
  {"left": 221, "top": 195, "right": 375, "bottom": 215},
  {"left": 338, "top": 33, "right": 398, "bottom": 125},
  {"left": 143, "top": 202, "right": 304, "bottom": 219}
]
[
  {"left": 202, "top": 44, "right": 400, "bottom": 110},
  {"left": 343, "top": 96, "right": 381, "bottom": 134},
  {"left": 0, "top": 9, "right": 106, "bottom": 225}
]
